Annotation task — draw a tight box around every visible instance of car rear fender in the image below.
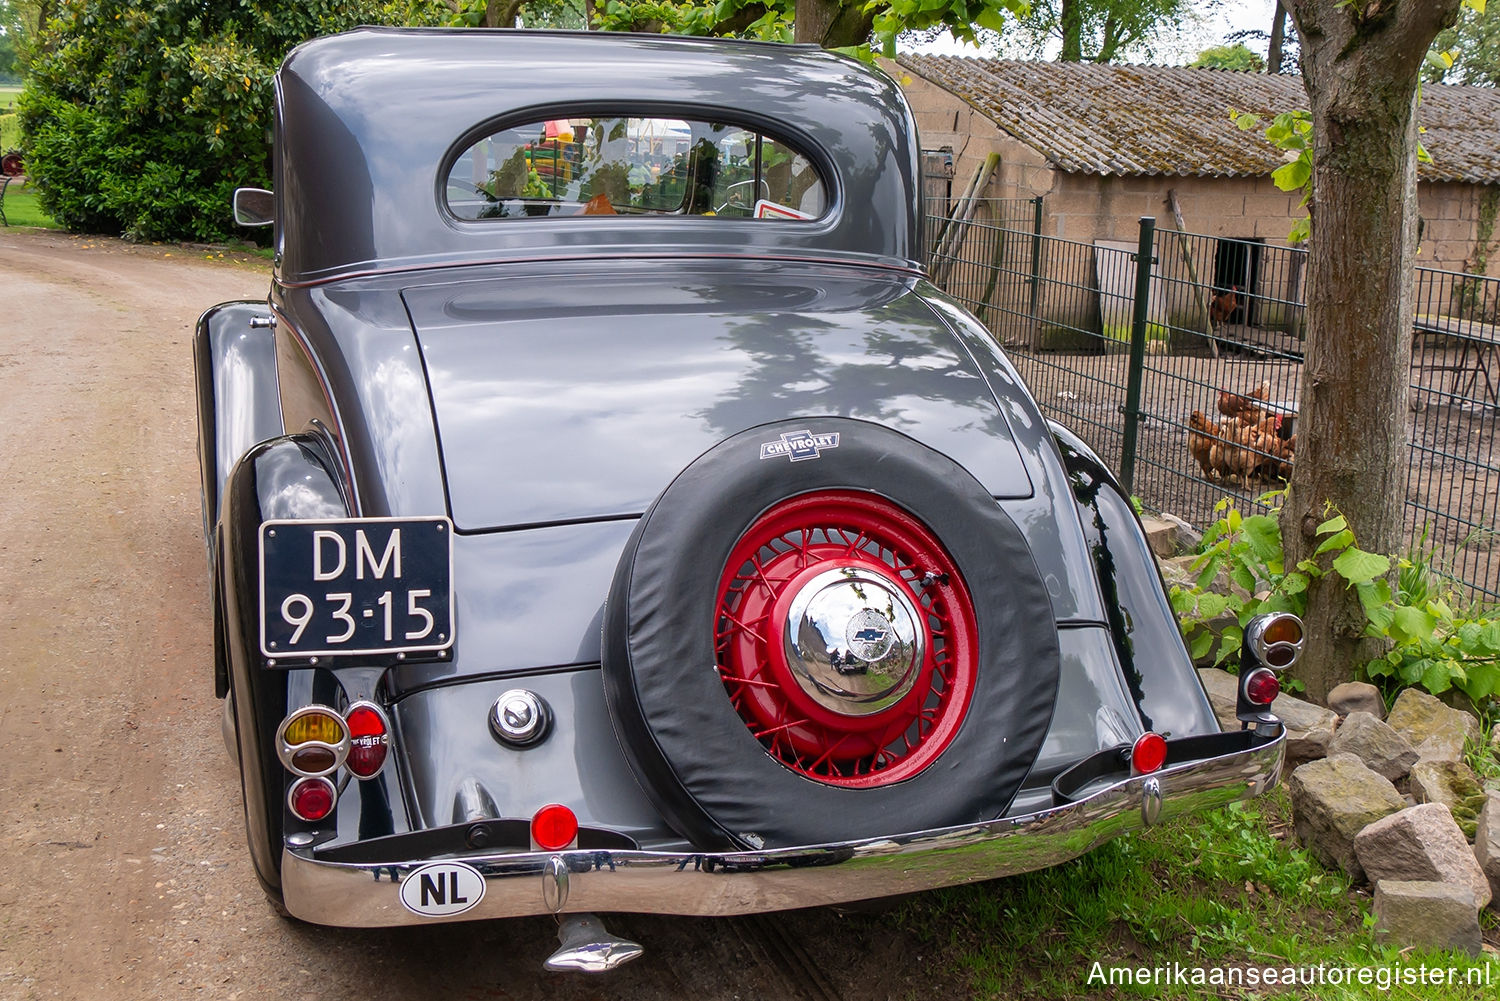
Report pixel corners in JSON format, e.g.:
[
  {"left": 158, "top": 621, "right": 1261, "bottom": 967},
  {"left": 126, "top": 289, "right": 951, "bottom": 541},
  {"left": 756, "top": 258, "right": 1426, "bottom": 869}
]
[
  {"left": 1048, "top": 422, "right": 1219, "bottom": 739},
  {"left": 220, "top": 434, "right": 348, "bottom": 893},
  {"left": 193, "top": 301, "right": 284, "bottom": 545}
]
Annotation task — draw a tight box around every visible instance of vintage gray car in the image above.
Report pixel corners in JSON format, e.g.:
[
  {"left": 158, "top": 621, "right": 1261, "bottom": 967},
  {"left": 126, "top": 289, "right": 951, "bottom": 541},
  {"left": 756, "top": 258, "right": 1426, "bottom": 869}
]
[{"left": 195, "top": 28, "right": 1293, "bottom": 972}]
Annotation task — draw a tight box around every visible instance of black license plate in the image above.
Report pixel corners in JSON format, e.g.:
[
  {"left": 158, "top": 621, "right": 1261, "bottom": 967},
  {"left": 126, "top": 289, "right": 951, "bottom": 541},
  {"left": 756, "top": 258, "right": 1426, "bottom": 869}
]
[{"left": 259, "top": 518, "right": 453, "bottom": 658}]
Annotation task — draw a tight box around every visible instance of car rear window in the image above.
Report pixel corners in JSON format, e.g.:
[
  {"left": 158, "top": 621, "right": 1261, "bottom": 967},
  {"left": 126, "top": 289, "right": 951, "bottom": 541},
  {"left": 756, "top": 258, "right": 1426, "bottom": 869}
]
[{"left": 446, "top": 116, "right": 827, "bottom": 222}]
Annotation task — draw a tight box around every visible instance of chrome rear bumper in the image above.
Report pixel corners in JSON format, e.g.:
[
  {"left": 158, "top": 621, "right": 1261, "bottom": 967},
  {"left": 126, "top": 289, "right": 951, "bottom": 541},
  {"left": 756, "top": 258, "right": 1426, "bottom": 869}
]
[{"left": 281, "top": 729, "right": 1282, "bottom": 926}]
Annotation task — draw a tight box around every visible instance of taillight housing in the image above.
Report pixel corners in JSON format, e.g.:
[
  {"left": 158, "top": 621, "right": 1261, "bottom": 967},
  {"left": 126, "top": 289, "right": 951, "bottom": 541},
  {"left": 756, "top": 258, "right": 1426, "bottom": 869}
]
[
  {"left": 1236, "top": 613, "right": 1302, "bottom": 726},
  {"left": 276, "top": 705, "right": 349, "bottom": 777},
  {"left": 345, "top": 702, "right": 391, "bottom": 778},
  {"left": 531, "top": 804, "right": 579, "bottom": 851},
  {"left": 288, "top": 776, "right": 337, "bottom": 822}
]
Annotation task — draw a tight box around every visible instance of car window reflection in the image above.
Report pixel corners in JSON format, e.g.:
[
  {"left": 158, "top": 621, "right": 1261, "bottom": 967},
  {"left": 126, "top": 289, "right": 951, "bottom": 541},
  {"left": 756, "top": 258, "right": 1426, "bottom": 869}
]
[{"left": 447, "top": 116, "right": 827, "bottom": 222}]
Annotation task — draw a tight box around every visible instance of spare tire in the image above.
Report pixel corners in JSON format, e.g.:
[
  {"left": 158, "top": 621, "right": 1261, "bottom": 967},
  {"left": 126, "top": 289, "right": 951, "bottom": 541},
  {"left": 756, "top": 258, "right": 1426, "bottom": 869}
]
[{"left": 602, "top": 418, "right": 1059, "bottom": 850}]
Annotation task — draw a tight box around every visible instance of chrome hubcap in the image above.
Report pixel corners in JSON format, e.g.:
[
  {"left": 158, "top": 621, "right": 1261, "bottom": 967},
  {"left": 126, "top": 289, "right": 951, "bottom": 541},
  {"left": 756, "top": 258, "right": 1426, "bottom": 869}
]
[{"left": 782, "top": 567, "right": 924, "bottom": 716}]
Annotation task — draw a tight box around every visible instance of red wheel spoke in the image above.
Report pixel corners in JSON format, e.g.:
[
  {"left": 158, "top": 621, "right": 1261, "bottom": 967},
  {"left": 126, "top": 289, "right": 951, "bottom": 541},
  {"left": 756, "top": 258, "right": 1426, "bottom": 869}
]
[{"left": 715, "top": 490, "right": 978, "bottom": 789}]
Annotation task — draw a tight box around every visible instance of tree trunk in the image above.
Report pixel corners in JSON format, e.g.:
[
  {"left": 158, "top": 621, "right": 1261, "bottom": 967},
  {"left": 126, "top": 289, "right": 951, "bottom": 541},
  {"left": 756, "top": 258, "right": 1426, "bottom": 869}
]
[
  {"left": 1267, "top": 1, "right": 1287, "bottom": 74},
  {"left": 1278, "top": 0, "right": 1461, "bottom": 704},
  {"left": 1059, "top": 0, "right": 1084, "bottom": 62},
  {"left": 793, "top": 0, "right": 874, "bottom": 47},
  {"left": 483, "top": 0, "right": 525, "bottom": 28}
]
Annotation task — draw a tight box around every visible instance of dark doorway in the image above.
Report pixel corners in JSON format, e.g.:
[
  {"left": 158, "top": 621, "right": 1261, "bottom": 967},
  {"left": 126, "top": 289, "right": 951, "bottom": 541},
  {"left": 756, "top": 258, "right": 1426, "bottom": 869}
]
[{"left": 1212, "top": 238, "right": 1264, "bottom": 326}]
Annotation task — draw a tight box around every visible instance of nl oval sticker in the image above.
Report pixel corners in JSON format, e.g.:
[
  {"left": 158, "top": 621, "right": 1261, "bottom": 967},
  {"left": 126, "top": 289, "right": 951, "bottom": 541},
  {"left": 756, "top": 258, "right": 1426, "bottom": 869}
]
[{"left": 399, "top": 861, "right": 485, "bottom": 918}]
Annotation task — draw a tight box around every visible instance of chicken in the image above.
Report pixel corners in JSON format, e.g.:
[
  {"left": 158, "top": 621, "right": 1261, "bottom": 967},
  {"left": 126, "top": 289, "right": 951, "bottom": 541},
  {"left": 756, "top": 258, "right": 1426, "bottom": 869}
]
[
  {"left": 1187, "top": 410, "right": 1222, "bottom": 479},
  {"left": 1217, "top": 380, "right": 1270, "bottom": 423},
  {"left": 1209, "top": 285, "right": 1239, "bottom": 328},
  {"left": 1189, "top": 391, "right": 1295, "bottom": 487}
]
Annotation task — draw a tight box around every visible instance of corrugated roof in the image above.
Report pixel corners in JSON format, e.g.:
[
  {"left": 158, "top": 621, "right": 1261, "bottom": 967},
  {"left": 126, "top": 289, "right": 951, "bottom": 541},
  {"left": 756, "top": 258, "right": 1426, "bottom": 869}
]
[{"left": 896, "top": 55, "right": 1500, "bottom": 185}]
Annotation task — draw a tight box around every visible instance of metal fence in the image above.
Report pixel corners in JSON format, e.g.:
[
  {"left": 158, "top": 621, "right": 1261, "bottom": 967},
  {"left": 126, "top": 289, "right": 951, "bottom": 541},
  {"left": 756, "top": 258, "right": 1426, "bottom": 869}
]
[{"left": 923, "top": 197, "right": 1500, "bottom": 600}]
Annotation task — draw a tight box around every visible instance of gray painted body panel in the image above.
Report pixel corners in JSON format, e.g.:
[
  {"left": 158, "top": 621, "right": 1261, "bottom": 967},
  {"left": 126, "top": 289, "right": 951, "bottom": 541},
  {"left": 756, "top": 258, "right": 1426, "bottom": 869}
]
[
  {"left": 275, "top": 30, "right": 922, "bottom": 284},
  {"left": 404, "top": 261, "right": 1032, "bottom": 531}
]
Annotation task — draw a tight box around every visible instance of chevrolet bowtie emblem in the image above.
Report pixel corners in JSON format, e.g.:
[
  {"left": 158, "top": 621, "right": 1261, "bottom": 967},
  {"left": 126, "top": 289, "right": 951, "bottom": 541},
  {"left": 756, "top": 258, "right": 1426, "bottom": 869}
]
[{"left": 759, "top": 429, "right": 840, "bottom": 462}]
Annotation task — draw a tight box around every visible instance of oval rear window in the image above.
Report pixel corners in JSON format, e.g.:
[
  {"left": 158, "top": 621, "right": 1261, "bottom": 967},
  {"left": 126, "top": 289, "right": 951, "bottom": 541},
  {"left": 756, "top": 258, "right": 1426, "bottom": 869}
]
[{"left": 446, "top": 115, "right": 826, "bottom": 222}]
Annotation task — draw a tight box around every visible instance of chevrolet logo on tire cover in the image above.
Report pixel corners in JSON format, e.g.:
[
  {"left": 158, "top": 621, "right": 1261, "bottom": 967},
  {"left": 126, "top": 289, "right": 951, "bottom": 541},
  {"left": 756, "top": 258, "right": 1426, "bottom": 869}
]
[{"left": 759, "top": 430, "right": 840, "bottom": 462}]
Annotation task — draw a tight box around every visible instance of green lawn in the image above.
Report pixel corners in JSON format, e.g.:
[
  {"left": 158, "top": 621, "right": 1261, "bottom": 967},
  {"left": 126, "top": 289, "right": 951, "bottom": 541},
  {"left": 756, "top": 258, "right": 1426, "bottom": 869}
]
[
  {"left": 891, "top": 792, "right": 1498, "bottom": 999},
  {"left": 0, "top": 85, "right": 21, "bottom": 111},
  {"left": 2, "top": 185, "right": 60, "bottom": 229}
]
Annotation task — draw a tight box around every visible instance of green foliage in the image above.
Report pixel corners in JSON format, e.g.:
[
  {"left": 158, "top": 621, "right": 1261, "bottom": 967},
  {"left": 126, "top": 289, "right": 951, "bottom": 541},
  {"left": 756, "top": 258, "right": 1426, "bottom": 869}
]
[
  {"left": 1171, "top": 497, "right": 1500, "bottom": 706},
  {"left": 591, "top": 0, "right": 1025, "bottom": 57},
  {"left": 0, "top": 109, "right": 17, "bottom": 147},
  {"left": 1230, "top": 108, "right": 1313, "bottom": 244},
  {"left": 1191, "top": 43, "right": 1265, "bottom": 73},
  {"left": 1425, "top": 0, "right": 1498, "bottom": 86},
  {"left": 992, "top": 0, "right": 1194, "bottom": 64},
  {"left": 18, "top": 1, "right": 447, "bottom": 243}
]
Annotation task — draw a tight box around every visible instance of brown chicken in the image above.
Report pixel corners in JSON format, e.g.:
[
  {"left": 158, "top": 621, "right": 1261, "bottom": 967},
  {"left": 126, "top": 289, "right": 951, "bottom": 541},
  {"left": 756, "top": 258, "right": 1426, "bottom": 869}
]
[
  {"left": 1187, "top": 410, "right": 1222, "bottom": 479},
  {"left": 1217, "top": 379, "right": 1270, "bottom": 424},
  {"left": 1189, "top": 389, "right": 1295, "bottom": 487},
  {"left": 1209, "top": 285, "right": 1239, "bottom": 328}
]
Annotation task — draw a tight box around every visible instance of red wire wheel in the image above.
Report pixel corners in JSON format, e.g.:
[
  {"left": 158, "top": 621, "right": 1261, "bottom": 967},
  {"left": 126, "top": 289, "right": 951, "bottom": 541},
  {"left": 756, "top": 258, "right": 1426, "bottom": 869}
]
[
  {"left": 601, "top": 418, "right": 1060, "bottom": 851},
  {"left": 715, "top": 490, "right": 977, "bottom": 786}
]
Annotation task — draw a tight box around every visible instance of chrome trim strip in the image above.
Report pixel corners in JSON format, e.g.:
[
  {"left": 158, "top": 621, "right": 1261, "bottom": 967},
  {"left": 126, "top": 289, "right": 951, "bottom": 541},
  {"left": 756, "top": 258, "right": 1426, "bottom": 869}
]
[{"left": 280, "top": 733, "right": 1282, "bottom": 926}]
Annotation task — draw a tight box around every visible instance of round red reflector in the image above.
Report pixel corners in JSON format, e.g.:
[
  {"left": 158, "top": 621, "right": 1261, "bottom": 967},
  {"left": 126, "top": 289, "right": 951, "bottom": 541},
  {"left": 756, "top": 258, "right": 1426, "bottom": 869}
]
[
  {"left": 1131, "top": 732, "right": 1168, "bottom": 774},
  {"left": 1244, "top": 668, "right": 1280, "bottom": 706},
  {"left": 531, "top": 804, "right": 578, "bottom": 851},
  {"left": 289, "top": 777, "right": 336, "bottom": 822}
]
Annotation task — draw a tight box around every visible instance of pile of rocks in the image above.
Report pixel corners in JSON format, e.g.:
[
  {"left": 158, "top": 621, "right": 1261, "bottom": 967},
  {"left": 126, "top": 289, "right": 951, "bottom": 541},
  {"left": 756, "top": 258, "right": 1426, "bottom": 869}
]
[{"left": 1198, "top": 672, "right": 1500, "bottom": 955}]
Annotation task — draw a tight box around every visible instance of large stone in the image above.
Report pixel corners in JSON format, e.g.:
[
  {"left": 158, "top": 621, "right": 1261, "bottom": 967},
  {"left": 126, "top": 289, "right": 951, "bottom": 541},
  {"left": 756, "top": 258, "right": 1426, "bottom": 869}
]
[
  {"left": 1476, "top": 795, "right": 1500, "bottom": 912},
  {"left": 1196, "top": 668, "right": 1338, "bottom": 765},
  {"left": 1409, "top": 758, "right": 1488, "bottom": 841},
  {"left": 1287, "top": 753, "right": 1405, "bottom": 879},
  {"left": 1372, "top": 880, "right": 1481, "bottom": 955},
  {"left": 1327, "top": 681, "right": 1384, "bottom": 719},
  {"left": 1354, "top": 803, "right": 1491, "bottom": 909},
  {"left": 1385, "top": 688, "right": 1480, "bottom": 752},
  {"left": 1414, "top": 730, "right": 1467, "bottom": 763},
  {"left": 1328, "top": 711, "right": 1418, "bottom": 782}
]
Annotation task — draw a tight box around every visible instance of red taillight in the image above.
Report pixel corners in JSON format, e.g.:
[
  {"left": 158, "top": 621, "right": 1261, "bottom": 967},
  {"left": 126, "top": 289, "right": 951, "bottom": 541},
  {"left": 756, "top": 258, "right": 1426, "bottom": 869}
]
[
  {"left": 531, "top": 804, "right": 579, "bottom": 851},
  {"left": 345, "top": 702, "right": 390, "bottom": 778},
  {"left": 289, "top": 776, "right": 336, "bottom": 822},
  {"left": 1244, "top": 668, "right": 1280, "bottom": 706},
  {"left": 1131, "top": 732, "right": 1168, "bottom": 774}
]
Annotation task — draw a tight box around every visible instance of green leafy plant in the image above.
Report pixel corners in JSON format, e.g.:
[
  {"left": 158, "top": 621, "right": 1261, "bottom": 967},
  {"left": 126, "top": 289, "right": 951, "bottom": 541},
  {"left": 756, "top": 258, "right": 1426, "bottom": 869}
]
[{"left": 1170, "top": 498, "right": 1500, "bottom": 704}]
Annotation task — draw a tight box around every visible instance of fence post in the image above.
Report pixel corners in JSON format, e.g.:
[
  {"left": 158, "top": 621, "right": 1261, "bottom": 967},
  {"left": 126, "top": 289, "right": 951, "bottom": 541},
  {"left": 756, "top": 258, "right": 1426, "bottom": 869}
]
[
  {"left": 1026, "top": 196, "right": 1044, "bottom": 347},
  {"left": 1119, "top": 216, "right": 1155, "bottom": 495}
]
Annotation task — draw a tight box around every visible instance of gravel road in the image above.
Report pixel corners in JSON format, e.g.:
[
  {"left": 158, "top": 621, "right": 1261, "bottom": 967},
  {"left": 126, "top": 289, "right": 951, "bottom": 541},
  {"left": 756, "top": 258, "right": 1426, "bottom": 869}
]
[{"left": 0, "top": 228, "right": 947, "bottom": 1001}]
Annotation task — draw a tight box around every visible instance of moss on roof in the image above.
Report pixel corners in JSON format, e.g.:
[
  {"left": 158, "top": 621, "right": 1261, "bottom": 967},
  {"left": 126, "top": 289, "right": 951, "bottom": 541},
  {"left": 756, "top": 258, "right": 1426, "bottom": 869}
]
[{"left": 897, "top": 55, "right": 1500, "bottom": 185}]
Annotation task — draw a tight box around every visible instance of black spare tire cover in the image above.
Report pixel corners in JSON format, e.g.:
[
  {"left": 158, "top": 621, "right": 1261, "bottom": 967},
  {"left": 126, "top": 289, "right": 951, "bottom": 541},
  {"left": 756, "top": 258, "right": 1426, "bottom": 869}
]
[{"left": 602, "top": 417, "right": 1060, "bottom": 850}]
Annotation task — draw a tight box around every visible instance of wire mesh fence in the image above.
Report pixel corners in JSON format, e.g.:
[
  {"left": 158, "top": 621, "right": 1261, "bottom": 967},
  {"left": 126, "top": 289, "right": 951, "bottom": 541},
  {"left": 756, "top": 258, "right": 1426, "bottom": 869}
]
[{"left": 922, "top": 200, "right": 1499, "bottom": 601}]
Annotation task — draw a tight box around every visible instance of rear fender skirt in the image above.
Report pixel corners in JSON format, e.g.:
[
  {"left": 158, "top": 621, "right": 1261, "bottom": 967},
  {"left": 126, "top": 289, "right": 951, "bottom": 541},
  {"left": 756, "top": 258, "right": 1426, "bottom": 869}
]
[
  {"left": 220, "top": 435, "right": 349, "bottom": 891},
  {"left": 1049, "top": 422, "right": 1219, "bottom": 739},
  {"left": 193, "top": 302, "right": 284, "bottom": 542},
  {"left": 195, "top": 302, "right": 283, "bottom": 698}
]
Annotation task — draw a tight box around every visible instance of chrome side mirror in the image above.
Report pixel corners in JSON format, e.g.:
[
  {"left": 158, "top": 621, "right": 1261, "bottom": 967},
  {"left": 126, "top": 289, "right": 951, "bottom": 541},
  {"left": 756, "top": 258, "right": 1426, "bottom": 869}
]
[{"left": 233, "top": 187, "right": 274, "bottom": 227}]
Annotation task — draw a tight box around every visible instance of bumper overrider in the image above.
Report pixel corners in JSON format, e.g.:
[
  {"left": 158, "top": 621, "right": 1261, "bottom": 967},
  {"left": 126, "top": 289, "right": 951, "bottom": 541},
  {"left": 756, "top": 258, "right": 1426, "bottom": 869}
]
[{"left": 282, "top": 727, "right": 1283, "bottom": 927}]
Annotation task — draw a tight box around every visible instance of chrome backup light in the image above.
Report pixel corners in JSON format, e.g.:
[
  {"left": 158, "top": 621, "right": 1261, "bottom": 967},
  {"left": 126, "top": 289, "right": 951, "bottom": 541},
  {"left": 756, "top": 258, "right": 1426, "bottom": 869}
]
[
  {"left": 288, "top": 776, "right": 337, "bottom": 822},
  {"left": 276, "top": 705, "right": 351, "bottom": 777},
  {"left": 1245, "top": 613, "right": 1304, "bottom": 672}
]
